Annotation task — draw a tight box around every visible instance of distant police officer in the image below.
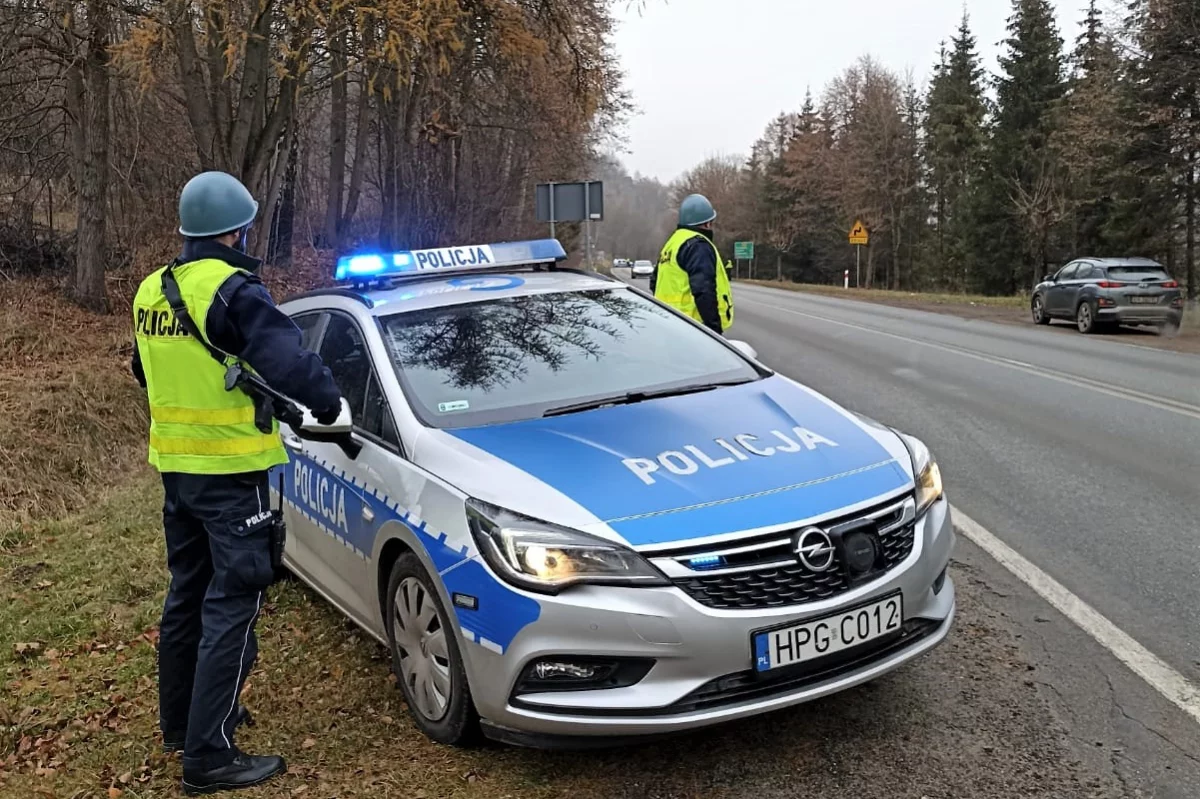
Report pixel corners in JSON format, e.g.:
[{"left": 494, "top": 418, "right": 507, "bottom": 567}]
[
  {"left": 131, "top": 171, "right": 342, "bottom": 794},
  {"left": 652, "top": 193, "right": 734, "bottom": 335}
]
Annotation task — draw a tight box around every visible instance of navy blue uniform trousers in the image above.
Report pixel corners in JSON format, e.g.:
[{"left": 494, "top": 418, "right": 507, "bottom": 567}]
[{"left": 158, "top": 471, "right": 276, "bottom": 771}]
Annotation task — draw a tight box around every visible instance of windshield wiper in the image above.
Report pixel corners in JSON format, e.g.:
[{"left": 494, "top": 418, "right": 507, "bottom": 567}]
[{"left": 542, "top": 378, "right": 757, "bottom": 418}]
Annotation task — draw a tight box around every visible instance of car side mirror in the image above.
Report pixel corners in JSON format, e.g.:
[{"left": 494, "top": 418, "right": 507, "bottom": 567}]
[
  {"left": 294, "top": 397, "right": 361, "bottom": 458},
  {"left": 729, "top": 339, "right": 758, "bottom": 360},
  {"left": 299, "top": 396, "right": 353, "bottom": 434}
]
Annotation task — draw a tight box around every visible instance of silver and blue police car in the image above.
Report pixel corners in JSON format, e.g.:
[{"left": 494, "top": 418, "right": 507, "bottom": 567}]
[{"left": 276, "top": 238, "right": 956, "bottom": 748}]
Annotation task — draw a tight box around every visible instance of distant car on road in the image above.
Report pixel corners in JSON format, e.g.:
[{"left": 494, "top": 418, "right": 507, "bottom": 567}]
[
  {"left": 613, "top": 258, "right": 631, "bottom": 271},
  {"left": 632, "top": 259, "right": 654, "bottom": 278},
  {"left": 1031, "top": 258, "right": 1183, "bottom": 334}
]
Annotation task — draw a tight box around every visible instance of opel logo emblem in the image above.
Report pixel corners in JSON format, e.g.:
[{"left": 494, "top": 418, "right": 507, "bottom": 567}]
[{"left": 795, "top": 528, "right": 836, "bottom": 572}]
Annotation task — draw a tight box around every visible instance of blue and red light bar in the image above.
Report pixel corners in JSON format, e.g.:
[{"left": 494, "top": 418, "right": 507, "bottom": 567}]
[{"left": 335, "top": 239, "right": 567, "bottom": 282}]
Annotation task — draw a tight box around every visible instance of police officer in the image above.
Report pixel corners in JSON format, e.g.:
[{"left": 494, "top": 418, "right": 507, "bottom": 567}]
[
  {"left": 652, "top": 193, "right": 734, "bottom": 335},
  {"left": 131, "top": 171, "right": 342, "bottom": 794}
]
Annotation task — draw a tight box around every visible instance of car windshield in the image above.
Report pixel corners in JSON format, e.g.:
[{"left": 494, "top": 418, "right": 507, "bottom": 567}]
[
  {"left": 1106, "top": 265, "right": 1170, "bottom": 280},
  {"left": 379, "top": 287, "right": 760, "bottom": 428}
]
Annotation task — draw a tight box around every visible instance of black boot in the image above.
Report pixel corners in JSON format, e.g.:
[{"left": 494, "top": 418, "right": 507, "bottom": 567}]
[
  {"left": 181, "top": 751, "right": 286, "bottom": 795},
  {"left": 163, "top": 705, "right": 254, "bottom": 753}
]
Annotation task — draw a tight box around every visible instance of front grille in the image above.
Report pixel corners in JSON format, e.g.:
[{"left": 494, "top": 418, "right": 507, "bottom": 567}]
[
  {"left": 652, "top": 495, "right": 916, "bottom": 611},
  {"left": 675, "top": 563, "right": 849, "bottom": 610}
]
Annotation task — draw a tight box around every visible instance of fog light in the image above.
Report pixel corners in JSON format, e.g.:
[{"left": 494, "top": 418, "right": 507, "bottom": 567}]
[
  {"left": 535, "top": 660, "right": 600, "bottom": 680},
  {"left": 514, "top": 657, "right": 655, "bottom": 695},
  {"left": 932, "top": 567, "right": 947, "bottom": 595}
]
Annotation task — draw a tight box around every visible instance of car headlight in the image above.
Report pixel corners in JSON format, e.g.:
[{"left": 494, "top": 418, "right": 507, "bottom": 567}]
[
  {"left": 899, "top": 433, "right": 943, "bottom": 515},
  {"left": 466, "top": 499, "right": 668, "bottom": 594}
]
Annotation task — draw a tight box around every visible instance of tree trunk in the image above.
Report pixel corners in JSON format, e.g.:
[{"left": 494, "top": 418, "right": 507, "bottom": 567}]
[
  {"left": 379, "top": 85, "right": 400, "bottom": 249},
  {"left": 342, "top": 23, "right": 375, "bottom": 234},
  {"left": 1186, "top": 149, "right": 1196, "bottom": 302},
  {"left": 268, "top": 132, "right": 299, "bottom": 265},
  {"left": 254, "top": 117, "right": 297, "bottom": 262},
  {"left": 323, "top": 24, "right": 348, "bottom": 248},
  {"left": 70, "top": 0, "right": 112, "bottom": 314}
]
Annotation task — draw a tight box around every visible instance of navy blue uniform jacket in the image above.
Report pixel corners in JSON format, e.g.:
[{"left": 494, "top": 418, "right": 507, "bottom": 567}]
[
  {"left": 650, "top": 226, "right": 723, "bottom": 334},
  {"left": 131, "top": 239, "right": 342, "bottom": 416}
]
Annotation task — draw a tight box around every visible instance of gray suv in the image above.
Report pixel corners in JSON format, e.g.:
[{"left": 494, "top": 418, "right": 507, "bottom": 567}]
[{"left": 1031, "top": 257, "right": 1184, "bottom": 334}]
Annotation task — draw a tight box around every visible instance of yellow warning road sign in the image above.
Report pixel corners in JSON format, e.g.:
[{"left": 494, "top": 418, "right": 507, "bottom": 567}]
[{"left": 849, "top": 220, "right": 869, "bottom": 246}]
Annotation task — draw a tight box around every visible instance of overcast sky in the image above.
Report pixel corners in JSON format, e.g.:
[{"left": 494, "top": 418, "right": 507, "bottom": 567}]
[{"left": 610, "top": 0, "right": 1092, "bottom": 183}]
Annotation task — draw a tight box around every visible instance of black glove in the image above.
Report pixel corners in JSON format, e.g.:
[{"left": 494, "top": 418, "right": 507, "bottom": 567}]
[{"left": 314, "top": 402, "right": 343, "bottom": 426}]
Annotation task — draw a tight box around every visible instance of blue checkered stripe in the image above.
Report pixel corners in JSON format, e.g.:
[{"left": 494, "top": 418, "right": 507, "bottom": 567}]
[{"left": 270, "top": 454, "right": 541, "bottom": 654}]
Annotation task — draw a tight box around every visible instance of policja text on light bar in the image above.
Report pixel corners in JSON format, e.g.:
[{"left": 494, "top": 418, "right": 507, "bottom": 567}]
[{"left": 335, "top": 239, "right": 567, "bottom": 282}]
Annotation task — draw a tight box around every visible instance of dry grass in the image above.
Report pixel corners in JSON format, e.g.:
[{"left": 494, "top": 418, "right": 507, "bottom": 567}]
[
  {"left": 739, "top": 279, "right": 1027, "bottom": 308},
  {"left": 0, "top": 248, "right": 336, "bottom": 534}
]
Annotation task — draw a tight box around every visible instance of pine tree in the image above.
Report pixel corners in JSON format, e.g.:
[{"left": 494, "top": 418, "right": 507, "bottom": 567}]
[
  {"left": 1128, "top": 0, "right": 1200, "bottom": 298},
  {"left": 979, "top": 0, "right": 1066, "bottom": 292},
  {"left": 923, "top": 11, "right": 987, "bottom": 290},
  {"left": 1055, "top": 0, "right": 1128, "bottom": 255}
]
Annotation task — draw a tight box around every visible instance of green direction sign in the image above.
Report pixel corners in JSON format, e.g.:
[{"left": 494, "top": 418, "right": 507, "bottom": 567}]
[{"left": 734, "top": 241, "right": 754, "bottom": 259}]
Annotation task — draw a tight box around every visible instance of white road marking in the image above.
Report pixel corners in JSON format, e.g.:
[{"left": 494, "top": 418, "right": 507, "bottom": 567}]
[
  {"left": 952, "top": 506, "right": 1200, "bottom": 727},
  {"left": 740, "top": 296, "right": 1200, "bottom": 420}
]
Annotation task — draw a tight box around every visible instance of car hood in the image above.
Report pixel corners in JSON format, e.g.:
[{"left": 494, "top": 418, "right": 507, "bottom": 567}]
[{"left": 422, "top": 374, "right": 914, "bottom": 549}]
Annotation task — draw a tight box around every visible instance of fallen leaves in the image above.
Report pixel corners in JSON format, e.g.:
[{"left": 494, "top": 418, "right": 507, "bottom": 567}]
[
  {"left": 301, "top": 737, "right": 317, "bottom": 749},
  {"left": 13, "top": 641, "right": 43, "bottom": 658}
]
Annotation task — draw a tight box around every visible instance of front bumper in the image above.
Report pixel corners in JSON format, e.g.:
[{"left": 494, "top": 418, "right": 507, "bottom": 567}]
[{"left": 461, "top": 495, "right": 957, "bottom": 743}]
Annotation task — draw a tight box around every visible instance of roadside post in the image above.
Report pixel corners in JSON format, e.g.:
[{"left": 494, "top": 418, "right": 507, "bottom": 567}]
[
  {"left": 849, "top": 220, "right": 868, "bottom": 287},
  {"left": 844, "top": 269, "right": 849, "bottom": 289},
  {"left": 536, "top": 181, "right": 604, "bottom": 266}
]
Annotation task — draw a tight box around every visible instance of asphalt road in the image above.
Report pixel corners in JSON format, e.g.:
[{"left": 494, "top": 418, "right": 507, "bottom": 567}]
[{"left": 622, "top": 275, "right": 1200, "bottom": 796}]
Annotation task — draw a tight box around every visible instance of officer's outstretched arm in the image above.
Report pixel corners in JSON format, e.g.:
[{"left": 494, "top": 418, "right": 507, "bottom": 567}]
[{"left": 214, "top": 280, "right": 343, "bottom": 416}]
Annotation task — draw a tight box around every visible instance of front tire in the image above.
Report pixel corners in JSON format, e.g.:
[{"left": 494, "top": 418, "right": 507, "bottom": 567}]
[
  {"left": 1076, "top": 301, "right": 1097, "bottom": 334},
  {"left": 384, "top": 553, "right": 479, "bottom": 745},
  {"left": 1032, "top": 295, "right": 1050, "bottom": 325}
]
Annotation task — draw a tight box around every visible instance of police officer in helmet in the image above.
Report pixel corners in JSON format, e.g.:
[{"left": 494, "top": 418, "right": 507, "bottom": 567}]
[
  {"left": 651, "top": 194, "right": 734, "bottom": 335},
  {"left": 131, "top": 171, "right": 342, "bottom": 794}
]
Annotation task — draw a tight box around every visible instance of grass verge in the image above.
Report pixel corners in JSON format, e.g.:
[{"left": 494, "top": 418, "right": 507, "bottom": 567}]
[
  {"left": 0, "top": 478, "right": 587, "bottom": 798},
  {"left": 738, "top": 280, "right": 1027, "bottom": 309}
]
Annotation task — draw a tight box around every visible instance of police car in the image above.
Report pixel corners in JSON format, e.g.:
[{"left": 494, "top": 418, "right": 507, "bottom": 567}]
[{"left": 277, "top": 239, "right": 956, "bottom": 748}]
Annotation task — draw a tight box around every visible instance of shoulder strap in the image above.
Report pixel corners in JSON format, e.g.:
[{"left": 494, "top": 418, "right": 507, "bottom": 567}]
[{"left": 160, "top": 260, "right": 230, "bottom": 367}]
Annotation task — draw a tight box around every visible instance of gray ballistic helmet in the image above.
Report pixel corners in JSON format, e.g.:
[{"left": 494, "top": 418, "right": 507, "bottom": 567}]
[
  {"left": 678, "top": 193, "right": 717, "bottom": 227},
  {"left": 178, "top": 171, "right": 259, "bottom": 238}
]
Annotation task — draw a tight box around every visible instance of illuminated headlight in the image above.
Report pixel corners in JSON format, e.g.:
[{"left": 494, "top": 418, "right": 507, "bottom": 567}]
[
  {"left": 466, "top": 500, "right": 668, "bottom": 594},
  {"left": 899, "top": 433, "right": 944, "bottom": 516}
]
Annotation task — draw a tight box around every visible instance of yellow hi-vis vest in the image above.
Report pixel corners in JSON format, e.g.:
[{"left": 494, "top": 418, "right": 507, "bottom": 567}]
[
  {"left": 655, "top": 228, "right": 734, "bottom": 330},
  {"left": 132, "top": 259, "right": 287, "bottom": 474}
]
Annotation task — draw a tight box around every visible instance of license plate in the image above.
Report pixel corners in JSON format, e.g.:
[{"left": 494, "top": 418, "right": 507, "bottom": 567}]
[
  {"left": 753, "top": 594, "right": 903, "bottom": 672},
  {"left": 1130, "top": 295, "right": 1160, "bottom": 304}
]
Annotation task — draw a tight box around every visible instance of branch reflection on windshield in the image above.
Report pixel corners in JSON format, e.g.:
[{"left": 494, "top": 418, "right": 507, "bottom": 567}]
[
  {"left": 381, "top": 288, "right": 757, "bottom": 428},
  {"left": 385, "top": 291, "right": 644, "bottom": 392}
]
